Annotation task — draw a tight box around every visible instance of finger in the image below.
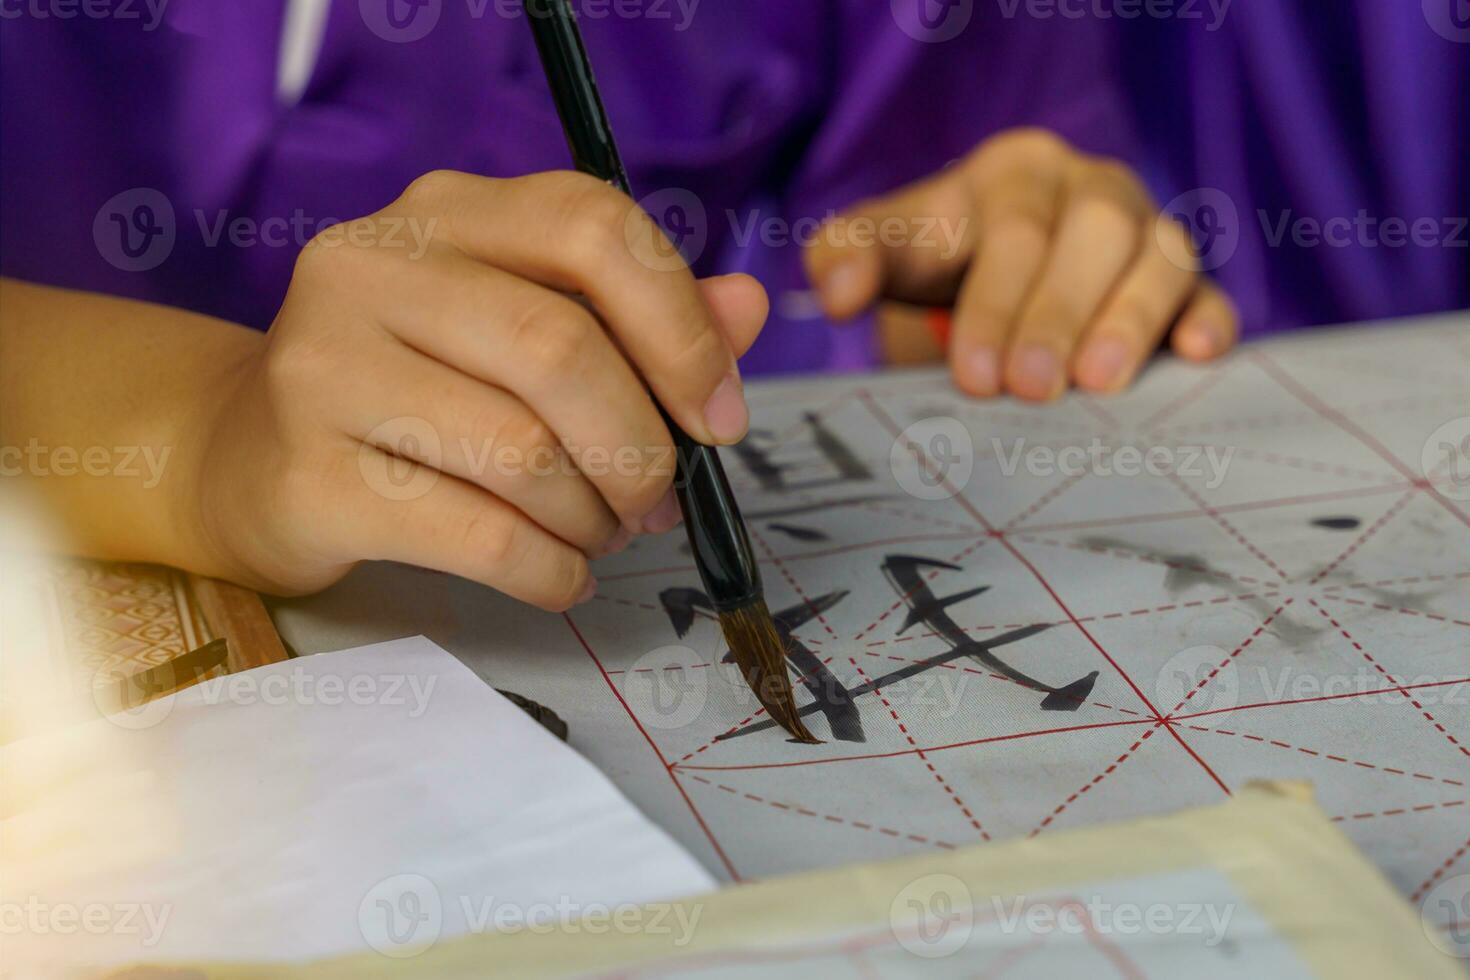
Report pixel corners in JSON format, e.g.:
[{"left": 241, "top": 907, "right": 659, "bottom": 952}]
[
  {"left": 359, "top": 249, "right": 675, "bottom": 532},
  {"left": 1073, "top": 216, "right": 1200, "bottom": 393},
  {"left": 803, "top": 175, "right": 975, "bottom": 321},
  {"left": 1171, "top": 281, "right": 1241, "bottom": 362},
  {"left": 344, "top": 450, "right": 594, "bottom": 612},
  {"left": 1004, "top": 161, "right": 1150, "bottom": 401},
  {"left": 339, "top": 342, "right": 625, "bottom": 558},
  {"left": 394, "top": 170, "right": 746, "bottom": 446},
  {"left": 699, "top": 273, "right": 769, "bottom": 358},
  {"left": 947, "top": 171, "right": 1062, "bottom": 397}
]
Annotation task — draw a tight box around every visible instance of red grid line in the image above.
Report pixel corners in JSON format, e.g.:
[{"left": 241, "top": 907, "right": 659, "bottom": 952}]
[
  {"left": 843, "top": 653, "right": 992, "bottom": 841},
  {"left": 726, "top": 481, "right": 981, "bottom": 535},
  {"left": 1014, "top": 482, "right": 1412, "bottom": 536},
  {"left": 1250, "top": 350, "right": 1470, "bottom": 532},
  {"left": 1028, "top": 725, "right": 1163, "bottom": 837},
  {"left": 1009, "top": 533, "right": 1280, "bottom": 589},
  {"left": 1160, "top": 442, "right": 1395, "bottom": 484},
  {"left": 1319, "top": 570, "right": 1470, "bottom": 593},
  {"left": 1333, "top": 801, "right": 1464, "bottom": 823},
  {"left": 1076, "top": 396, "right": 1120, "bottom": 430},
  {"left": 843, "top": 646, "right": 1145, "bottom": 718},
  {"left": 749, "top": 525, "right": 839, "bottom": 640},
  {"left": 1413, "top": 835, "right": 1470, "bottom": 903},
  {"left": 576, "top": 338, "right": 1470, "bottom": 887},
  {"left": 684, "top": 774, "right": 957, "bottom": 849},
  {"left": 1307, "top": 489, "right": 1416, "bottom": 585},
  {"left": 1177, "top": 723, "right": 1466, "bottom": 786},
  {"left": 1139, "top": 361, "right": 1232, "bottom": 432},
  {"left": 850, "top": 536, "right": 990, "bottom": 642},
  {"left": 857, "top": 589, "right": 1283, "bottom": 641},
  {"left": 1156, "top": 388, "right": 1468, "bottom": 439},
  {"left": 862, "top": 389, "right": 1234, "bottom": 802},
  {"left": 1163, "top": 600, "right": 1295, "bottom": 717},
  {"left": 1308, "top": 599, "right": 1470, "bottom": 759},
  {"left": 1332, "top": 596, "right": 1470, "bottom": 630},
  {"left": 1000, "top": 468, "right": 1090, "bottom": 531},
  {"left": 1162, "top": 470, "right": 1289, "bottom": 582},
  {"left": 672, "top": 718, "right": 1155, "bottom": 773},
  {"left": 1173, "top": 675, "right": 1470, "bottom": 723},
  {"left": 1164, "top": 407, "right": 1321, "bottom": 437},
  {"left": 564, "top": 611, "right": 743, "bottom": 880},
  {"left": 862, "top": 394, "right": 1160, "bottom": 718}
]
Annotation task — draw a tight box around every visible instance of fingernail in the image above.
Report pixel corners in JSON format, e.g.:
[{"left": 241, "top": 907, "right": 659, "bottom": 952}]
[
  {"left": 1178, "top": 320, "right": 1227, "bottom": 360},
  {"left": 821, "top": 260, "right": 865, "bottom": 314},
  {"left": 600, "top": 527, "right": 633, "bottom": 558},
  {"left": 964, "top": 346, "right": 1001, "bottom": 396},
  {"left": 641, "top": 487, "right": 684, "bottom": 535},
  {"left": 703, "top": 371, "right": 750, "bottom": 444},
  {"left": 576, "top": 577, "right": 598, "bottom": 605},
  {"left": 1009, "top": 345, "right": 1063, "bottom": 401},
  {"left": 1076, "top": 336, "right": 1131, "bottom": 391}
]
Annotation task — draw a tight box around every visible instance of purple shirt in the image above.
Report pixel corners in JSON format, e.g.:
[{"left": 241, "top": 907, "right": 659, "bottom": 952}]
[
  {"left": 1118, "top": 2, "right": 1470, "bottom": 332},
  {"left": 2, "top": 3, "right": 1463, "bottom": 374},
  {"left": 0, "top": 1, "right": 1130, "bottom": 374}
]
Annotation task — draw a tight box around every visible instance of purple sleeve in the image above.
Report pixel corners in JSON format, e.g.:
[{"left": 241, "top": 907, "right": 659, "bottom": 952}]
[{"left": 1, "top": 2, "right": 1134, "bottom": 375}]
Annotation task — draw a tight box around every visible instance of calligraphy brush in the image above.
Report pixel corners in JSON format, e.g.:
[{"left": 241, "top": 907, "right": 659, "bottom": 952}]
[{"left": 524, "top": 0, "right": 818, "bottom": 743}]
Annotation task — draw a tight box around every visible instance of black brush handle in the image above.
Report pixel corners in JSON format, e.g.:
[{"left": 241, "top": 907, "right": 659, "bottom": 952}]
[{"left": 525, "top": 0, "right": 762, "bottom": 611}]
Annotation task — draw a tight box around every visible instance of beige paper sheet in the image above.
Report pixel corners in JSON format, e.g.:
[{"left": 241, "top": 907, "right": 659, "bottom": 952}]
[{"left": 116, "top": 783, "right": 1463, "bottom": 979}]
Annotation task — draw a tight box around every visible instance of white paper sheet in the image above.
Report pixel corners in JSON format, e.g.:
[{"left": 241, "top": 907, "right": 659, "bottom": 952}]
[{"left": 0, "top": 636, "right": 716, "bottom": 973}]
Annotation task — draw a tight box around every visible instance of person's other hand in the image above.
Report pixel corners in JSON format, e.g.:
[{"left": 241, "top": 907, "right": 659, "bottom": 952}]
[
  {"left": 803, "top": 128, "right": 1239, "bottom": 400},
  {"left": 195, "top": 170, "right": 767, "bottom": 610}
]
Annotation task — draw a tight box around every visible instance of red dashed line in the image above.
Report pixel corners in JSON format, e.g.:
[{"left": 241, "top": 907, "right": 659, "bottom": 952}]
[
  {"left": 1179, "top": 724, "right": 1465, "bottom": 786},
  {"left": 1167, "top": 408, "right": 1321, "bottom": 437},
  {"left": 1413, "top": 836, "right": 1470, "bottom": 903},
  {"left": 1308, "top": 490, "right": 1416, "bottom": 585},
  {"left": 677, "top": 708, "right": 766, "bottom": 764},
  {"left": 1029, "top": 726, "right": 1162, "bottom": 836},
  {"left": 1181, "top": 445, "right": 1391, "bottom": 483},
  {"left": 607, "top": 662, "right": 715, "bottom": 676},
  {"left": 845, "top": 655, "right": 990, "bottom": 841},
  {"left": 684, "top": 774, "right": 957, "bottom": 849},
  {"left": 1011, "top": 534, "right": 1279, "bottom": 589},
  {"left": 1001, "top": 469, "right": 1090, "bottom": 532},
  {"left": 1166, "top": 601, "right": 1294, "bottom": 716},
  {"left": 1141, "top": 363, "right": 1232, "bottom": 432},
  {"left": 1333, "top": 801, "right": 1464, "bottom": 823},
  {"left": 851, "top": 536, "right": 991, "bottom": 642},
  {"left": 749, "top": 526, "right": 839, "bottom": 640},
  {"left": 1319, "top": 570, "right": 1470, "bottom": 593},
  {"left": 1164, "top": 471, "right": 1289, "bottom": 582},
  {"left": 844, "top": 647, "right": 1144, "bottom": 718},
  {"left": 1333, "top": 596, "right": 1470, "bottom": 630},
  {"left": 1309, "top": 600, "right": 1470, "bottom": 759}
]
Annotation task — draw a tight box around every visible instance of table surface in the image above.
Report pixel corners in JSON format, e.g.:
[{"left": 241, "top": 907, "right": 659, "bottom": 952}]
[{"left": 271, "top": 312, "right": 1470, "bottom": 937}]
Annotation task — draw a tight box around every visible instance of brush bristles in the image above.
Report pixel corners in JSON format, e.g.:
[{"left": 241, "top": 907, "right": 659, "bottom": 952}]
[{"left": 718, "top": 600, "right": 821, "bottom": 744}]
